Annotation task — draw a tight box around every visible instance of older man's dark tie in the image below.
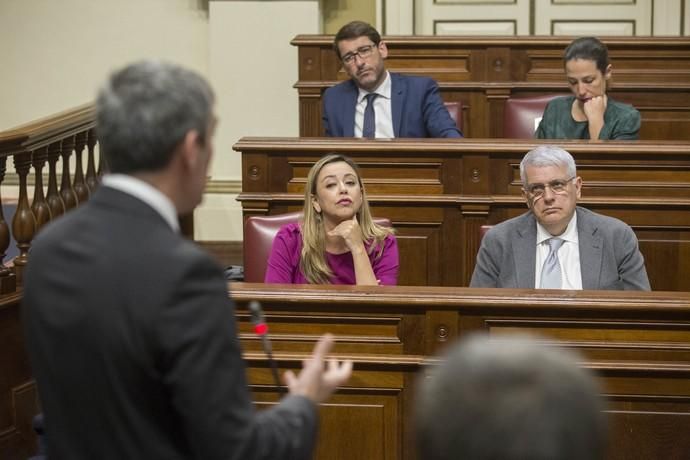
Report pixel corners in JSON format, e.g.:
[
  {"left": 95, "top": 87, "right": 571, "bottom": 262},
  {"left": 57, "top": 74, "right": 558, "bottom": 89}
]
[{"left": 362, "top": 93, "right": 378, "bottom": 139}]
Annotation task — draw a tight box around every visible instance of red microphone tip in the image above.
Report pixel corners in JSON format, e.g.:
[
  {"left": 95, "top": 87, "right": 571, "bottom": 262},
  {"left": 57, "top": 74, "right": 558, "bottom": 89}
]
[{"left": 254, "top": 323, "right": 268, "bottom": 335}]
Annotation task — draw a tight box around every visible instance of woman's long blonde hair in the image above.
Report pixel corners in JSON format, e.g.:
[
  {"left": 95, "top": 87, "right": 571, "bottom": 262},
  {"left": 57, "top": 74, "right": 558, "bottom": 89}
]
[{"left": 300, "top": 154, "right": 394, "bottom": 284}]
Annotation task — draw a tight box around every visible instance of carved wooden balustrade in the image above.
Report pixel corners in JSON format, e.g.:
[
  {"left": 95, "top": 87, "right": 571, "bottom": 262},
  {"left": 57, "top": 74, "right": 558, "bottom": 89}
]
[
  {"left": 0, "top": 103, "right": 100, "bottom": 290},
  {"left": 0, "top": 103, "right": 101, "bottom": 459}
]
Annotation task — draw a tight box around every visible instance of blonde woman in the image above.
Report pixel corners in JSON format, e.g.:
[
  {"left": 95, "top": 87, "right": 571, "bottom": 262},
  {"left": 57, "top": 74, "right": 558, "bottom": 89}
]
[{"left": 265, "top": 154, "right": 398, "bottom": 285}]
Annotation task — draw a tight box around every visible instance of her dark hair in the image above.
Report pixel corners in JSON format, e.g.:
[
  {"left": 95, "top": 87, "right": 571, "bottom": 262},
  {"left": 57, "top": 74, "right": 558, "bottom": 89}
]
[{"left": 563, "top": 37, "right": 610, "bottom": 75}]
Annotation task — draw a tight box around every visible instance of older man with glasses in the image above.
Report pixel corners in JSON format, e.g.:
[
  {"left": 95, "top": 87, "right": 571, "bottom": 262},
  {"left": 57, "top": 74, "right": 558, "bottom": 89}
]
[
  {"left": 322, "top": 20, "right": 462, "bottom": 139},
  {"left": 470, "top": 145, "right": 650, "bottom": 290}
]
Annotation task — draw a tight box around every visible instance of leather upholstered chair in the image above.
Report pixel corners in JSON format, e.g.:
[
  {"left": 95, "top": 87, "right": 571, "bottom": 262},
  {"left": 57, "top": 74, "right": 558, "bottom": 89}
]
[
  {"left": 503, "top": 94, "right": 560, "bottom": 138},
  {"left": 444, "top": 101, "right": 464, "bottom": 132},
  {"left": 243, "top": 211, "right": 303, "bottom": 283},
  {"left": 243, "top": 212, "right": 392, "bottom": 283}
]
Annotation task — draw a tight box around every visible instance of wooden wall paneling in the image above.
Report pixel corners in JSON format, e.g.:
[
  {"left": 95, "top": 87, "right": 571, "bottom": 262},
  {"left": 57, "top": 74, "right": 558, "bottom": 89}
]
[
  {"left": 245, "top": 353, "right": 422, "bottom": 460},
  {"left": 481, "top": 317, "right": 690, "bottom": 363},
  {"left": 632, "top": 94, "right": 690, "bottom": 141},
  {"left": 291, "top": 36, "right": 690, "bottom": 140},
  {"left": 6, "top": 281, "right": 690, "bottom": 459},
  {"left": 298, "top": 44, "right": 323, "bottom": 81},
  {"left": 485, "top": 87, "right": 511, "bottom": 138},
  {"left": 0, "top": 297, "right": 38, "bottom": 460},
  {"left": 600, "top": 367, "right": 690, "bottom": 460},
  {"left": 246, "top": 355, "right": 690, "bottom": 460},
  {"left": 393, "top": 219, "right": 443, "bottom": 287},
  {"left": 235, "top": 137, "right": 690, "bottom": 290},
  {"left": 230, "top": 283, "right": 690, "bottom": 359},
  {"left": 231, "top": 284, "right": 690, "bottom": 459},
  {"left": 237, "top": 309, "right": 406, "bottom": 355},
  {"left": 459, "top": 209, "right": 489, "bottom": 286},
  {"left": 463, "top": 90, "right": 481, "bottom": 138},
  {"left": 635, "top": 226, "right": 690, "bottom": 292},
  {"left": 241, "top": 152, "right": 269, "bottom": 194},
  {"left": 298, "top": 88, "right": 324, "bottom": 137}
]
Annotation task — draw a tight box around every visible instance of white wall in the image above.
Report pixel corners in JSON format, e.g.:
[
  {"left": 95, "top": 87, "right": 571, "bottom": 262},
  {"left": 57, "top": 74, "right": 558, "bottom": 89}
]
[
  {"left": 0, "top": 0, "right": 209, "bottom": 130},
  {"left": 0, "top": 0, "right": 319, "bottom": 242},
  {"left": 196, "top": 1, "right": 319, "bottom": 241}
]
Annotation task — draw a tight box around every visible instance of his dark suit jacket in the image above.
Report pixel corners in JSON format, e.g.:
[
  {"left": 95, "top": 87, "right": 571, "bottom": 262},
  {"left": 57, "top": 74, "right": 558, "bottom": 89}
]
[
  {"left": 470, "top": 207, "right": 651, "bottom": 290},
  {"left": 23, "top": 186, "right": 318, "bottom": 460},
  {"left": 322, "top": 72, "right": 462, "bottom": 138}
]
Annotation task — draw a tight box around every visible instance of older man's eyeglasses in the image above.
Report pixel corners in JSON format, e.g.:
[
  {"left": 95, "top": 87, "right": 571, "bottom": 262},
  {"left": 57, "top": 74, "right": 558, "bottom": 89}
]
[
  {"left": 524, "top": 177, "right": 576, "bottom": 199},
  {"left": 341, "top": 45, "right": 376, "bottom": 65}
]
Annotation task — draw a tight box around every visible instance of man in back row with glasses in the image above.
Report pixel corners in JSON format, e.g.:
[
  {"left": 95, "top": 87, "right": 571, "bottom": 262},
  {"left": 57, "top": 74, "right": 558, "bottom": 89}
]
[
  {"left": 470, "top": 145, "right": 650, "bottom": 290},
  {"left": 323, "top": 21, "right": 462, "bottom": 139}
]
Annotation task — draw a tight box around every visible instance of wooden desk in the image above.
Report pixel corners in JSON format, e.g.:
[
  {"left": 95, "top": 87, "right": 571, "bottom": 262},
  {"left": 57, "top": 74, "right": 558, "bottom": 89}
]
[
  {"left": 235, "top": 137, "right": 690, "bottom": 290},
  {"left": 4, "top": 284, "right": 689, "bottom": 459},
  {"left": 292, "top": 35, "right": 690, "bottom": 140},
  {"left": 232, "top": 282, "right": 690, "bottom": 460}
]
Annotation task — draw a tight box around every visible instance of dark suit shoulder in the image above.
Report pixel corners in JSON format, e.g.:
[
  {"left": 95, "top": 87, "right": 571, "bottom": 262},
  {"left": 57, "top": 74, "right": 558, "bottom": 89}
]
[
  {"left": 390, "top": 73, "right": 433, "bottom": 84},
  {"left": 390, "top": 73, "right": 438, "bottom": 91},
  {"left": 324, "top": 79, "right": 357, "bottom": 98}
]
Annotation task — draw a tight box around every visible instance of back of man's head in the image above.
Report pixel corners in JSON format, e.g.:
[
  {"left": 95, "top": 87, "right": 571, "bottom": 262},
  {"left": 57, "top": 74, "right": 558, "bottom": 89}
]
[
  {"left": 96, "top": 60, "right": 214, "bottom": 175},
  {"left": 416, "top": 334, "right": 607, "bottom": 460}
]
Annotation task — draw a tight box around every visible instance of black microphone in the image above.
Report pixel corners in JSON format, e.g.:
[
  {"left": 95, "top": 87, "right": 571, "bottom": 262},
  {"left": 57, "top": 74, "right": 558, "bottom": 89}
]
[{"left": 248, "top": 301, "right": 283, "bottom": 391}]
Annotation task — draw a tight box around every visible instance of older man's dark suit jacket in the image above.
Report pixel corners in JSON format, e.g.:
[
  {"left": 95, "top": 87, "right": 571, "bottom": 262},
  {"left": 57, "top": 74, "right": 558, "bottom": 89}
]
[
  {"left": 23, "top": 186, "right": 317, "bottom": 460},
  {"left": 470, "top": 207, "right": 651, "bottom": 290},
  {"left": 322, "top": 72, "right": 462, "bottom": 138}
]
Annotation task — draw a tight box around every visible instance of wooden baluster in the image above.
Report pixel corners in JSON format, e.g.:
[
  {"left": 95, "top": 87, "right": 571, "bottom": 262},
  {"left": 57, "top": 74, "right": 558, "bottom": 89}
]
[
  {"left": 46, "top": 141, "right": 66, "bottom": 220},
  {"left": 73, "top": 131, "right": 90, "bottom": 203},
  {"left": 59, "top": 135, "right": 78, "bottom": 211},
  {"left": 97, "top": 136, "right": 107, "bottom": 176},
  {"left": 86, "top": 128, "right": 99, "bottom": 192},
  {"left": 31, "top": 146, "right": 52, "bottom": 231},
  {"left": 12, "top": 152, "right": 37, "bottom": 284},
  {"left": 0, "top": 156, "right": 17, "bottom": 294}
]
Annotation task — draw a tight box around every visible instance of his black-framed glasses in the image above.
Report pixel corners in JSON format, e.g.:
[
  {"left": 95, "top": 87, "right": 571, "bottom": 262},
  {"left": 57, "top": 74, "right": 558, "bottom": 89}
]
[
  {"left": 341, "top": 45, "right": 376, "bottom": 65},
  {"left": 524, "top": 176, "right": 576, "bottom": 199}
]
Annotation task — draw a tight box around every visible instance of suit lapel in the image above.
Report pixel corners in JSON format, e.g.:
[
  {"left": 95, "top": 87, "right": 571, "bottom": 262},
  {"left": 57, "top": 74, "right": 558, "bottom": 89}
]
[
  {"left": 391, "top": 73, "right": 405, "bottom": 137},
  {"left": 514, "top": 213, "right": 537, "bottom": 288},
  {"left": 343, "top": 81, "right": 358, "bottom": 137},
  {"left": 577, "top": 208, "right": 603, "bottom": 289}
]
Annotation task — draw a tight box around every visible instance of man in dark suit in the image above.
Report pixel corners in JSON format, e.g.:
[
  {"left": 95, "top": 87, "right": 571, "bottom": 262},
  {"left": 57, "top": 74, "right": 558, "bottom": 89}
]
[
  {"left": 322, "top": 21, "right": 462, "bottom": 139},
  {"left": 22, "top": 60, "right": 351, "bottom": 460},
  {"left": 470, "top": 145, "right": 650, "bottom": 290}
]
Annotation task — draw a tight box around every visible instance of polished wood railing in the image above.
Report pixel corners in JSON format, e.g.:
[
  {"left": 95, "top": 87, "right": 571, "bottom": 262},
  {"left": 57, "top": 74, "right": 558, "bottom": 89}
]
[
  {"left": 0, "top": 104, "right": 101, "bottom": 459},
  {"left": 0, "top": 103, "right": 100, "bottom": 288}
]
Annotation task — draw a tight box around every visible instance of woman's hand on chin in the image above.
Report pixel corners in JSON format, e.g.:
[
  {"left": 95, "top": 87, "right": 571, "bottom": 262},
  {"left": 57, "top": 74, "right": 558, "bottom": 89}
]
[
  {"left": 327, "top": 215, "right": 365, "bottom": 254},
  {"left": 583, "top": 95, "right": 607, "bottom": 121}
]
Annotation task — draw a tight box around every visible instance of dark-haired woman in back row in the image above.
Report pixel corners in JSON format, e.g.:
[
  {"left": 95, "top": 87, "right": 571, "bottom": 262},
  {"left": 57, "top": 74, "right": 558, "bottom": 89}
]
[{"left": 536, "top": 37, "right": 640, "bottom": 140}]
